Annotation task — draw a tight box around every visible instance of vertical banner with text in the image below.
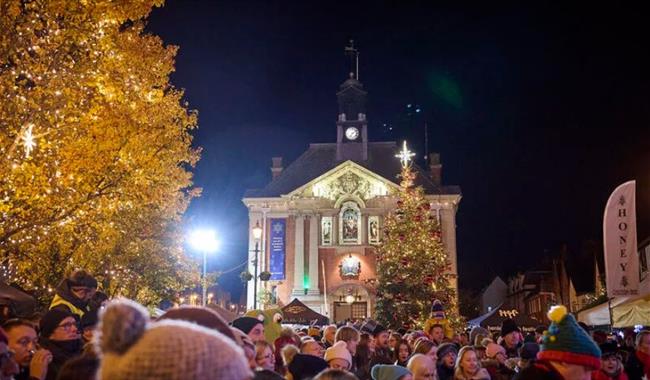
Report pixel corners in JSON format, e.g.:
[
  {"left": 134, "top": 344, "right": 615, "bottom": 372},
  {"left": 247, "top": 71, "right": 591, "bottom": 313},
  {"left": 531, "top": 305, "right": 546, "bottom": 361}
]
[
  {"left": 603, "top": 180, "right": 638, "bottom": 297},
  {"left": 269, "top": 219, "right": 286, "bottom": 280}
]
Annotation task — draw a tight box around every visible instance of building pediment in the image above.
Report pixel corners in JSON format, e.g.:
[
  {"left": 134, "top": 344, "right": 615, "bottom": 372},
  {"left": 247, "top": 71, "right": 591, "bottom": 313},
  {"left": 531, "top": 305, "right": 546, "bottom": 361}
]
[{"left": 287, "top": 161, "right": 399, "bottom": 202}]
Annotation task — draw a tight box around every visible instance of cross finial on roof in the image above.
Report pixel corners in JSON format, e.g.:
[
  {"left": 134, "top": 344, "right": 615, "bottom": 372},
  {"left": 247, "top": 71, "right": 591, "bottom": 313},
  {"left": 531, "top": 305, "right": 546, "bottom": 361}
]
[{"left": 395, "top": 140, "right": 416, "bottom": 168}]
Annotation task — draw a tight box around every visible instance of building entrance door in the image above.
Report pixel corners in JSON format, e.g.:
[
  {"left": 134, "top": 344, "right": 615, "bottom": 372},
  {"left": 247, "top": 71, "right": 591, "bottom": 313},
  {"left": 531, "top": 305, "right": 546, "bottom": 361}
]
[{"left": 333, "top": 302, "right": 367, "bottom": 322}]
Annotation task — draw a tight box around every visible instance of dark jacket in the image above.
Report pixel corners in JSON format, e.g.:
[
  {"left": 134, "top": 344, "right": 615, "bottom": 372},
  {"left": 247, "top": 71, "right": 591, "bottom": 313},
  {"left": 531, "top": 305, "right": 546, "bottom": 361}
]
[
  {"left": 39, "top": 338, "right": 83, "bottom": 380},
  {"left": 483, "top": 359, "right": 516, "bottom": 380},
  {"left": 624, "top": 351, "right": 646, "bottom": 380},
  {"left": 513, "top": 360, "right": 564, "bottom": 380},
  {"left": 501, "top": 341, "right": 522, "bottom": 359},
  {"left": 369, "top": 347, "right": 393, "bottom": 367},
  {"left": 437, "top": 363, "right": 455, "bottom": 380}
]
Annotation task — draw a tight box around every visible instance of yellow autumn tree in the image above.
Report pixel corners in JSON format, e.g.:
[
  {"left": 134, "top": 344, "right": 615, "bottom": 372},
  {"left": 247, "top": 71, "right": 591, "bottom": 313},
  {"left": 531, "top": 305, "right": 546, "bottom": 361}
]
[{"left": 0, "top": 0, "right": 200, "bottom": 305}]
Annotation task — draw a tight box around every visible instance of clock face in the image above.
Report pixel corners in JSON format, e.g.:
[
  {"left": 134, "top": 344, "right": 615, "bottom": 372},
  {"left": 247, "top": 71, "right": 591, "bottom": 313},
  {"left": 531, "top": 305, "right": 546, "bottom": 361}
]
[{"left": 345, "top": 127, "right": 359, "bottom": 140}]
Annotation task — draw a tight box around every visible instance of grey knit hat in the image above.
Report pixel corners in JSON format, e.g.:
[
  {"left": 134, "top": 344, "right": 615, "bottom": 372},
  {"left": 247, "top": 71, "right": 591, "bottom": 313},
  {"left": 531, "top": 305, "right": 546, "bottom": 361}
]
[{"left": 97, "top": 298, "right": 251, "bottom": 380}]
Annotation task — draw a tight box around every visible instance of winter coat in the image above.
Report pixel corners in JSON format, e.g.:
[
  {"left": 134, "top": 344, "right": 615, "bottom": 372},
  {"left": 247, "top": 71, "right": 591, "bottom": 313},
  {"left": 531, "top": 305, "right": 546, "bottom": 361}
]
[
  {"left": 624, "top": 351, "right": 648, "bottom": 380},
  {"left": 39, "top": 337, "right": 83, "bottom": 380},
  {"left": 482, "top": 359, "right": 515, "bottom": 380},
  {"left": 438, "top": 363, "right": 455, "bottom": 380},
  {"left": 49, "top": 280, "right": 90, "bottom": 318},
  {"left": 454, "top": 368, "right": 491, "bottom": 380},
  {"left": 512, "top": 360, "right": 563, "bottom": 380},
  {"left": 369, "top": 347, "right": 394, "bottom": 367},
  {"left": 500, "top": 341, "right": 521, "bottom": 359}
]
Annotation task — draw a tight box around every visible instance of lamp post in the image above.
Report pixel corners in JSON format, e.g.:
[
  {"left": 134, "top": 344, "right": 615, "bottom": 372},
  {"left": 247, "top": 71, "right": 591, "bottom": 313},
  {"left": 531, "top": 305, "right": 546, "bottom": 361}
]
[
  {"left": 252, "top": 221, "right": 263, "bottom": 309},
  {"left": 189, "top": 229, "right": 219, "bottom": 307}
]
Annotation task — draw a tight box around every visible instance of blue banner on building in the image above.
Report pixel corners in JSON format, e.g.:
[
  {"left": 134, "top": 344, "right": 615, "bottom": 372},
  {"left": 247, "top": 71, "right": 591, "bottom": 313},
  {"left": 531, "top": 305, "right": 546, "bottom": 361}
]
[{"left": 269, "top": 219, "right": 286, "bottom": 280}]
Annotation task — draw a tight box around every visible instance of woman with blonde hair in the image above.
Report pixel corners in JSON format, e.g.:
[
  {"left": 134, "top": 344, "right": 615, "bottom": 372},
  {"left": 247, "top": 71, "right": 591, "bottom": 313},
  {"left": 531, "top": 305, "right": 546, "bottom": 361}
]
[{"left": 454, "top": 346, "right": 490, "bottom": 380}]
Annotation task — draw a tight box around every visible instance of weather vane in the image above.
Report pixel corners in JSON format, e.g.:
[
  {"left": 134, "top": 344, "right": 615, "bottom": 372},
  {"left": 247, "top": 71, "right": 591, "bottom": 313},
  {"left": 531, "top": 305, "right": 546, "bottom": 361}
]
[{"left": 396, "top": 140, "right": 416, "bottom": 168}]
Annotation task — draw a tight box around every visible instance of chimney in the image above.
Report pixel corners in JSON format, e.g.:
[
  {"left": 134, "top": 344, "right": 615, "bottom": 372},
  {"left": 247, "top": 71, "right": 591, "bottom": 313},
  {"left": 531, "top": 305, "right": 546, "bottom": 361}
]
[
  {"left": 429, "top": 153, "right": 442, "bottom": 186},
  {"left": 271, "top": 157, "right": 283, "bottom": 179}
]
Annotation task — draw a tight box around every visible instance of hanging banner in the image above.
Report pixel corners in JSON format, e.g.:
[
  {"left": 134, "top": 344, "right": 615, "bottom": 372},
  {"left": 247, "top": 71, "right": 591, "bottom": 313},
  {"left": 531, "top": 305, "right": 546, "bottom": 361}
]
[
  {"left": 603, "top": 180, "right": 638, "bottom": 297},
  {"left": 269, "top": 219, "right": 286, "bottom": 280}
]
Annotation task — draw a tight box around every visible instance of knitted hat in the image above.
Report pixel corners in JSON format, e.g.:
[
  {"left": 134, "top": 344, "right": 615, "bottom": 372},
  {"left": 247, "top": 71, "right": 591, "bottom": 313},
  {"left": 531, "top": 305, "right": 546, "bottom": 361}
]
[
  {"left": 287, "top": 353, "right": 328, "bottom": 380},
  {"left": 324, "top": 341, "right": 352, "bottom": 366},
  {"left": 485, "top": 342, "right": 506, "bottom": 359},
  {"left": 98, "top": 298, "right": 251, "bottom": 380},
  {"left": 436, "top": 342, "right": 458, "bottom": 361},
  {"left": 80, "top": 308, "right": 98, "bottom": 329},
  {"left": 40, "top": 308, "right": 76, "bottom": 338},
  {"left": 232, "top": 316, "right": 263, "bottom": 334},
  {"left": 519, "top": 342, "right": 540, "bottom": 360},
  {"left": 537, "top": 305, "right": 601, "bottom": 370},
  {"left": 599, "top": 341, "right": 620, "bottom": 359},
  {"left": 500, "top": 318, "right": 520, "bottom": 337},
  {"left": 159, "top": 306, "right": 237, "bottom": 342},
  {"left": 371, "top": 364, "right": 412, "bottom": 380},
  {"left": 469, "top": 326, "right": 489, "bottom": 346}
]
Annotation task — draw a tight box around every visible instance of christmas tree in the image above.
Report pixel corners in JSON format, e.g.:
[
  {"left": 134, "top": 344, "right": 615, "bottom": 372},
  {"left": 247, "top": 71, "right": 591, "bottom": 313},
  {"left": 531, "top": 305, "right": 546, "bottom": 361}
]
[
  {"left": 375, "top": 142, "right": 459, "bottom": 330},
  {"left": 0, "top": 0, "right": 200, "bottom": 305}
]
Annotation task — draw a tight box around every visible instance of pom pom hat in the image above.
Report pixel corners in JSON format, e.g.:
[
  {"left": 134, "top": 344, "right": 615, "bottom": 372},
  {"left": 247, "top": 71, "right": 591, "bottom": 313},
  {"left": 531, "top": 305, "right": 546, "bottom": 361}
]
[
  {"left": 537, "top": 305, "right": 601, "bottom": 370},
  {"left": 97, "top": 298, "right": 251, "bottom": 380}
]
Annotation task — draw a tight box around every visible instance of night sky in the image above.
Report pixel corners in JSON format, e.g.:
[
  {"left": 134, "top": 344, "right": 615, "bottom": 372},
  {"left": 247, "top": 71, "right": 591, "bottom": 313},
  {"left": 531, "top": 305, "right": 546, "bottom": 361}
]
[{"left": 147, "top": 2, "right": 650, "bottom": 299}]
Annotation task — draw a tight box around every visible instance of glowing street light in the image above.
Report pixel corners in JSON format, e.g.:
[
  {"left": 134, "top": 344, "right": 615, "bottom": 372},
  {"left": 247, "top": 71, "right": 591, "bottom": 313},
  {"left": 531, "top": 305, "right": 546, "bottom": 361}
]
[
  {"left": 251, "top": 221, "right": 263, "bottom": 309},
  {"left": 189, "top": 228, "right": 219, "bottom": 307}
]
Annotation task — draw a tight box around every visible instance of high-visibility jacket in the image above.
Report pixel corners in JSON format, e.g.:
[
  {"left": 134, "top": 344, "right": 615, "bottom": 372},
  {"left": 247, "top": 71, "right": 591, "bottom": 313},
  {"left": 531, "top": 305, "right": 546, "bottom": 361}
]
[{"left": 49, "top": 294, "right": 88, "bottom": 318}]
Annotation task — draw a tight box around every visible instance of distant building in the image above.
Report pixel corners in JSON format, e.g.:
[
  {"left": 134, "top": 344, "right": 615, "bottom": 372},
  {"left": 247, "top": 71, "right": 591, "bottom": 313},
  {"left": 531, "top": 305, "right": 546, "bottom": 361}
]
[
  {"left": 242, "top": 53, "right": 462, "bottom": 320},
  {"left": 480, "top": 276, "right": 507, "bottom": 314},
  {"left": 639, "top": 236, "right": 650, "bottom": 295}
]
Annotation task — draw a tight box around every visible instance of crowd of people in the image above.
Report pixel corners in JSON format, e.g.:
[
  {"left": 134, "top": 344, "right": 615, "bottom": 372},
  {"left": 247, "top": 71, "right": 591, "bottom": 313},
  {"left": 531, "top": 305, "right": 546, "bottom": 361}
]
[{"left": 0, "top": 270, "right": 649, "bottom": 380}]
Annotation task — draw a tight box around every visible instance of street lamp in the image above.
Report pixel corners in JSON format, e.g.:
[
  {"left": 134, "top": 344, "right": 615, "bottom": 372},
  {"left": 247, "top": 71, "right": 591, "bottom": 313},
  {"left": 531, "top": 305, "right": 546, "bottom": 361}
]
[
  {"left": 189, "top": 228, "right": 219, "bottom": 307},
  {"left": 252, "top": 221, "right": 263, "bottom": 309}
]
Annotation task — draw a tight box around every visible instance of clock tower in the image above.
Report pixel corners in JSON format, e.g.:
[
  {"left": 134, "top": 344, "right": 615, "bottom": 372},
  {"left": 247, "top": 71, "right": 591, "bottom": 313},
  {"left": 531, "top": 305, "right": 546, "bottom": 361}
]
[{"left": 336, "top": 72, "right": 368, "bottom": 161}]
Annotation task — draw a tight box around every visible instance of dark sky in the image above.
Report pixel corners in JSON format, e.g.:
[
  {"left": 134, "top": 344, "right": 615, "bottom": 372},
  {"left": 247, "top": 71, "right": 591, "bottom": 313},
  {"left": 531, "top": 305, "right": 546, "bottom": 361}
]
[{"left": 147, "top": 1, "right": 650, "bottom": 299}]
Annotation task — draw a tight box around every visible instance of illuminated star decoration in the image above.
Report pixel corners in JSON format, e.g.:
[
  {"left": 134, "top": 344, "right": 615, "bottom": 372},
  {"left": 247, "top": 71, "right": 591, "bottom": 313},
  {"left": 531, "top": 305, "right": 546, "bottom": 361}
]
[
  {"left": 395, "top": 140, "right": 416, "bottom": 168},
  {"left": 20, "top": 124, "right": 36, "bottom": 158}
]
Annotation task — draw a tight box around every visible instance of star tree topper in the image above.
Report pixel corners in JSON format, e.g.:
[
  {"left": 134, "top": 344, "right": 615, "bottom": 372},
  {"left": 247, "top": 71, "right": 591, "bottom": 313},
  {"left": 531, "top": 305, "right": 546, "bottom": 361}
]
[{"left": 396, "top": 140, "right": 416, "bottom": 168}]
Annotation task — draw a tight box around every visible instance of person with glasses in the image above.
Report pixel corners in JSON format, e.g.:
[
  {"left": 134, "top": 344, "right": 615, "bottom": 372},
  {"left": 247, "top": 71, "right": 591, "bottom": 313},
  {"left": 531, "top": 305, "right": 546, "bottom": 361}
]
[
  {"left": 49, "top": 270, "right": 97, "bottom": 319},
  {"left": 255, "top": 341, "right": 276, "bottom": 371},
  {"left": 0, "top": 327, "right": 20, "bottom": 380},
  {"left": 38, "top": 309, "right": 82, "bottom": 380},
  {"left": 2, "top": 319, "right": 52, "bottom": 380}
]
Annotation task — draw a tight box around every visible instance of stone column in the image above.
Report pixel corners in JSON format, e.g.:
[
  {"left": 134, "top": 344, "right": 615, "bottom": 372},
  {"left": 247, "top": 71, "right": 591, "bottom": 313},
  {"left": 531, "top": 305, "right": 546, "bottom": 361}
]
[
  {"left": 360, "top": 213, "right": 367, "bottom": 245},
  {"left": 308, "top": 214, "right": 320, "bottom": 294},
  {"left": 292, "top": 215, "right": 305, "bottom": 295}
]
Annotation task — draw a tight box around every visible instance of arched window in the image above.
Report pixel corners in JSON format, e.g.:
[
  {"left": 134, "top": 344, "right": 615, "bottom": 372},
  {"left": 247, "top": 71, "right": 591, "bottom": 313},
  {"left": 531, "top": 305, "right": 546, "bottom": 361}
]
[{"left": 339, "top": 201, "right": 361, "bottom": 244}]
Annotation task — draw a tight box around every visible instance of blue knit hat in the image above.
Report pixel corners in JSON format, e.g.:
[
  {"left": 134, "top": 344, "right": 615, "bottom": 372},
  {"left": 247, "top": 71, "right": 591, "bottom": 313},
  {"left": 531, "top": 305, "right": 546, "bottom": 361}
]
[
  {"left": 371, "top": 364, "right": 412, "bottom": 380},
  {"left": 538, "top": 305, "right": 601, "bottom": 370}
]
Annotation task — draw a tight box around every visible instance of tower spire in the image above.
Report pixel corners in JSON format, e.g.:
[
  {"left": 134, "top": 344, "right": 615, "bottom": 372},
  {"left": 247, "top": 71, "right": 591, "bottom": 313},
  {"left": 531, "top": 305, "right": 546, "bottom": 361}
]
[{"left": 344, "top": 39, "right": 359, "bottom": 80}]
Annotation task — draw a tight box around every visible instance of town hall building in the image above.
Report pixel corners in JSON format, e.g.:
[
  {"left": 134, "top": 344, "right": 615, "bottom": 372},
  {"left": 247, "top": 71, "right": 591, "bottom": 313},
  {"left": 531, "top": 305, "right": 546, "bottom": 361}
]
[{"left": 242, "top": 71, "right": 461, "bottom": 322}]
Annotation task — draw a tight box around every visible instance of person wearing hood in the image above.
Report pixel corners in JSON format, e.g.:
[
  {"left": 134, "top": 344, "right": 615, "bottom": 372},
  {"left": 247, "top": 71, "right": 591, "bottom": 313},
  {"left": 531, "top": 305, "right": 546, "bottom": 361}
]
[
  {"left": 38, "top": 309, "right": 83, "bottom": 380},
  {"left": 49, "top": 270, "right": 97, "bottom": 319},
  {"left": 437, "top": 342, "right": 459, "bottom": 380}
]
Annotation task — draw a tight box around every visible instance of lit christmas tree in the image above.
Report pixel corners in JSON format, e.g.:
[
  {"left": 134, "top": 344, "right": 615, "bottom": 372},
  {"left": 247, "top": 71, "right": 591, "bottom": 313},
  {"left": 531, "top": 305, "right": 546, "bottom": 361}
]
[
  {"left": 0, "top": 0, "right": 200, "bottom": 305},
  {"left": 375, "top": 142, "right": 459, "bottom": 330}
]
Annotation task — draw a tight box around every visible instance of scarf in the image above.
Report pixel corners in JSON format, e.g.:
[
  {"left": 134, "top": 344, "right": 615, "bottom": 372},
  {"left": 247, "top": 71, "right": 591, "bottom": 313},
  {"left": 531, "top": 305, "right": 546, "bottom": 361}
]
[{"left": 636, "top": 350, "right": 650, "bottom": 376}]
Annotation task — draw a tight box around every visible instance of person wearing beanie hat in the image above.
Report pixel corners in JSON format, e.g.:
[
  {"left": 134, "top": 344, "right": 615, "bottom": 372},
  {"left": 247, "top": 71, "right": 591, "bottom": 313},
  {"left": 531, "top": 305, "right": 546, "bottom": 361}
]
[
  {"left": 97, "top": 298, "right": 251, "bottom": 380},
  {"left": 516, "top": 342, "right": 540, "bottom": 373},
  {"left": 515, "top": 305, "right": 600, "bottom": 380},
  {"left": 49, "top": 270, "right": 97, "bottom": 319},
  {"left": 159, "top": 306, "right": 237, "bottom": 342},
  {"left": 233, "top": 316, "right": 265, "bottom": 342},
  {"left": 39, "top": 308, "right": 83, "bottom": 380},
  {"left": 371, "top": 364, "right": 413, "bottom": 380},
  {"left": 287, "top": 353, "right": 328, "bottom": 380},
  {"left": 482, "top": 342, "right": 515, "bottom": 380},
  {"left": 436, "top": 342, "right": 458, "bottom": 380},
  {"left": 369, "top": 323, "right": 393, "bottom": 368},
  {"left": 592, "top": 341, "right": 627, "bottom": 380},
  {"left": 324, "top": 341, "right": 352, "bottom": 370},
  {"left": 500, "top": 318, "right": 522, "bottom": 358}
]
